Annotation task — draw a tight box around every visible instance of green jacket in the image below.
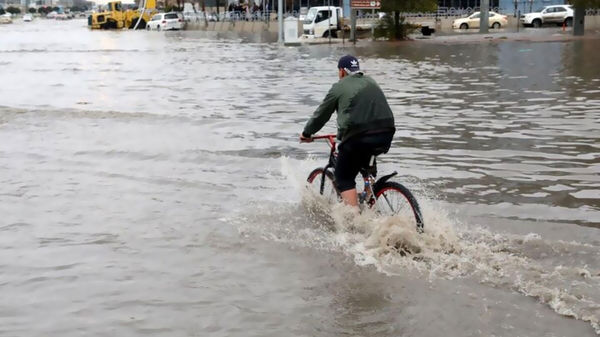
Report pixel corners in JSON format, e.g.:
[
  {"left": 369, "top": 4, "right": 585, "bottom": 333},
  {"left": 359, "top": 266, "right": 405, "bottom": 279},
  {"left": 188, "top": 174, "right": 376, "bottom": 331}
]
[{"left": 303, "top": 73, "right": 395, "bottom": 142}]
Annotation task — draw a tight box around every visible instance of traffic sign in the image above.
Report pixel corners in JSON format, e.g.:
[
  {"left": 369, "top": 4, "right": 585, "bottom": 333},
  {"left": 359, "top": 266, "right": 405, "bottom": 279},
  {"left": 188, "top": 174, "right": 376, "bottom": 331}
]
[{"left": 351, "top": 0, "right": 381, "bottom": 9}]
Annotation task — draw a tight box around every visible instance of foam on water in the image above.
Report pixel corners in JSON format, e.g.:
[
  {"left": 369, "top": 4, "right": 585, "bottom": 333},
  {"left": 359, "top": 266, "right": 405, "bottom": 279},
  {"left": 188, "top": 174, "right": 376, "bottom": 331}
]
[{"left": 235, "top": 157, "right": 600, "bottom": 334}]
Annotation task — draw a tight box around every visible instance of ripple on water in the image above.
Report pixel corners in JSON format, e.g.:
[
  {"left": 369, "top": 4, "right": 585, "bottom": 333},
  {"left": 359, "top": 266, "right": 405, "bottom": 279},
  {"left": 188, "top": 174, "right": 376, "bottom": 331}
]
[{"left": 0, "top": 24, "right": 599, "bottom": 336}]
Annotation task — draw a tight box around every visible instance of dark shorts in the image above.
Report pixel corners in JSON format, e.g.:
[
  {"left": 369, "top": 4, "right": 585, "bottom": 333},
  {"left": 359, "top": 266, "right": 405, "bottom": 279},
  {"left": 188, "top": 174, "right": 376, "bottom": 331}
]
[{"left": 335, "top": 130, "right": 394, "bottom": 192}]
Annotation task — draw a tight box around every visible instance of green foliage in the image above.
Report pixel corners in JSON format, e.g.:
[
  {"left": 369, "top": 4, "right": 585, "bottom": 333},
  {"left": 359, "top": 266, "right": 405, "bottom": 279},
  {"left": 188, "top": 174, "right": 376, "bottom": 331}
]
[
  {"left": 164, "top": 5, "right": 183, "bottom": 11},
  {"left": 568, "top": 0, "right": 600, "bottom": 8},
  {"left": 380, "top": 0, "right": 437, "bottom": 13},
  {"left": 374, "top": 14, "right": 419, "bottom": 40},
  {"left": 377, "top": 0, "right": 437, "bottom": 40},
  {"left": 6, "top": 6, "right": 21, "bottom": 14},
  {"left": 69, "top": 5, "right": 88, "bottom": 12},
  {"left": 0, "top": 7, "right": 5, "bottom": 15},
  {"left": 28, "top": 7, "right": 37, "bottom": 13},
  {"left": 37, "top": 6, "right": 57, "bottom": 14}
]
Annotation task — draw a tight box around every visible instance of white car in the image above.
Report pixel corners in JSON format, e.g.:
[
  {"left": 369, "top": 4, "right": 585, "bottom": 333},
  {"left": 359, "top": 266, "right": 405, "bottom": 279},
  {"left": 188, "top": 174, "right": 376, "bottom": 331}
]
[
  {"left": 452, "top": 11, "right": 508, "bottom": 30},
  {"left": 0, "top": 13, "right": 12, "bottom": 24},
  {"left": 520, "top": 5, "right": 573, "bottom": 28},
  {"left": 23, "top": 13, "right": 33, "bottom": 22},
  {"left": 146, "top": 12, "right": 184, "bottom": 31}
]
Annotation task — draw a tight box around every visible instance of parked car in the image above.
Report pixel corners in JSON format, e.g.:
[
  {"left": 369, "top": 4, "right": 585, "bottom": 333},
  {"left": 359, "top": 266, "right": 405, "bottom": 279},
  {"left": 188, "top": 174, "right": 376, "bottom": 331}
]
[
  {"left": 146, "top": 12, "right": 184, "bottom": 31},
  {"left": 23, "top": 13, "right": 33, "bottom": 22},
  {"left": 453, "top": 11, "right": 508, "bottom": 30},
  {"left": 520, "top": 5, "right": 573, "bottom": 28},
  {"left": 0, "top": 13, "right": 12, "bottom": 24}
]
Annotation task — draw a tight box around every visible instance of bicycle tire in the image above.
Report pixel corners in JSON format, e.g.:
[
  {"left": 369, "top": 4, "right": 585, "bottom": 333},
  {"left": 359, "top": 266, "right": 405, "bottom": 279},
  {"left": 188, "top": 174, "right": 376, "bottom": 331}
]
[
  {"left": 306, "top": 168, "right": 339, "bottom": 203},
  {"left": 374, "top": 181, "right": 424, "bottom": 233}
]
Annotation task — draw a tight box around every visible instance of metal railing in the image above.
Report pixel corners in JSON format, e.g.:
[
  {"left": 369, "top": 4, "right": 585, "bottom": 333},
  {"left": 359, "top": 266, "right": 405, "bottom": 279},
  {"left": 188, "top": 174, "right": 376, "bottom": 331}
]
[
  {"left": 182, "top": 10, "right": 303, "bottom": 22},
  {"left": 181, "top": 6, "right": 600, "bottom": 23}
]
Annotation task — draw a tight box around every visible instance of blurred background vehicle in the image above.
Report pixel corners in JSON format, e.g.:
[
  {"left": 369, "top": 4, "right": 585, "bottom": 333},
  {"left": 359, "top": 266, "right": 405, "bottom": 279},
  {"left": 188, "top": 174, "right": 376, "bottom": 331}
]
[
  {"left": 520, "top": 5, "right": 573, "bottom": 28},
  {"left": 452, "top": 11, "right": 508, "bottom": 29},
  {"left": 146, "top": 12, "right": 184, "bottom": 31}
]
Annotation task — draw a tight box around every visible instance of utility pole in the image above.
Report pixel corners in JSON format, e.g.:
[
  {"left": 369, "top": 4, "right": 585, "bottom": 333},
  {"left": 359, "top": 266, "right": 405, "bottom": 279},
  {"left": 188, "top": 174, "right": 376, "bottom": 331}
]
[
  {"left": 573, "top": 4, "right": 585, "bottom": 36},
  {"left": 327, "top": 0, "right": 332, "bottom": 44},
  {"left": 479, "top": 0, "right": 489, "bottom": 33},
  {"left": 370, "top": 8, "right": 374, "bottom": 40},
  {"left": 350, "top": 7, "right": 356, "bottom": 43},
  {"left": 277, "top": 0, "right": 283, "bottom": 43}
]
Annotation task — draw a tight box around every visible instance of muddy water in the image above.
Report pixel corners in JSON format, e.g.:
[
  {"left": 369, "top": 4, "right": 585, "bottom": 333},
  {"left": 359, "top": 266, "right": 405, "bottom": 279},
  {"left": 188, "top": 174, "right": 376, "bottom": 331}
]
[{"left": 0, "top": 19, "right": 599, "bottom": 336}]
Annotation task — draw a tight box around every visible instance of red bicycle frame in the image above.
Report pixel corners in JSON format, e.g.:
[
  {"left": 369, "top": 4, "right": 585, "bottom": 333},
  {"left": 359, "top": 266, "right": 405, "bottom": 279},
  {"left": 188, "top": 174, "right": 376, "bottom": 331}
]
[
  {"left": 311, "top": 134, "right": 337, "bottom": 151},
  {"left": 311, "top": 134, "right": 378, "bottom": 204}
]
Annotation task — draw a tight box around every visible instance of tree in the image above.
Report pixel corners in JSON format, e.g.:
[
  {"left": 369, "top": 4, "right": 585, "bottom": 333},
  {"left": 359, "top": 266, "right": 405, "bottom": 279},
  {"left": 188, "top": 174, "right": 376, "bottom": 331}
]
[
  {"left": 568, "top": 0, "right": 600, "bottom": 36},
  {"left": 6, "top": 6, "right": 21, "bottom": 14},
  {"left": 38, "top": 6, "right": 53, "bottom": 14},
  {"left": 28, "top": 7, "right": 37, "bottom": 13},
  {"left": 0, "top": 7, "right": 5, "bottom": 15},
  {"left": 70, "top": 5, "right": 82, "bottom": 12},
  {"left": 377, "top": 0, "right": 437, "bottom": 40},
  {"left": 569, "top": 0, "right": 600, "bottom": 7}
]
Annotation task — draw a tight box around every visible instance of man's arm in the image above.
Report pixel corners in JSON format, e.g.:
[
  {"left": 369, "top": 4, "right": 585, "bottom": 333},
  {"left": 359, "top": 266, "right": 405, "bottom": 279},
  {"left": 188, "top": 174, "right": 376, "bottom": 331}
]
[{"left": 302, "top": 84, "right": 339, "bottom": 138}]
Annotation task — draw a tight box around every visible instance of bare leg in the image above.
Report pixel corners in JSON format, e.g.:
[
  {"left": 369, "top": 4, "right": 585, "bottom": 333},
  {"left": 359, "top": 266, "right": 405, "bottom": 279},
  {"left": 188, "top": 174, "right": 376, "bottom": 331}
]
[{"left": 340, "top": 188, "right": 359, "bottom": 207}]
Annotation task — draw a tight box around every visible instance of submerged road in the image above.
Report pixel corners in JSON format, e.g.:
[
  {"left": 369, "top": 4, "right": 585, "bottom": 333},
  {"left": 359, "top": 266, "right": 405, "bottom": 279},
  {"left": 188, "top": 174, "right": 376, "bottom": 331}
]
[{"left": 0, "top": 19, "right": 599, "bottom": 336}]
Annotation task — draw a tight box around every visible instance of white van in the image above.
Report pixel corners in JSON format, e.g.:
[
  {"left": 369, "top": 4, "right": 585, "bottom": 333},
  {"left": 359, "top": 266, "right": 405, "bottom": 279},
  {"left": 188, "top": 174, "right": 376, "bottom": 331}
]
[{"left": 302, "top": 6, "right": 343, "bottom": 38}]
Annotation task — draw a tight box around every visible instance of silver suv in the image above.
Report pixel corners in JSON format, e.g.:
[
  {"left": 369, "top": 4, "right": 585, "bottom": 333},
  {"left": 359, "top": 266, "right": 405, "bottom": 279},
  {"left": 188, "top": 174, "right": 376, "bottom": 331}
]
[{"left": 520, "top": 5, "right": 574, "bottom": 28}]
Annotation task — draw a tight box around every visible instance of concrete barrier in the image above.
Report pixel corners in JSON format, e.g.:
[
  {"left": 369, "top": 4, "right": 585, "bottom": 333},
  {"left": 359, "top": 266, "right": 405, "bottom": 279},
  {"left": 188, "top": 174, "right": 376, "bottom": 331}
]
[{"left": 586, "top": 15, "right": 600, "bottom": 29}]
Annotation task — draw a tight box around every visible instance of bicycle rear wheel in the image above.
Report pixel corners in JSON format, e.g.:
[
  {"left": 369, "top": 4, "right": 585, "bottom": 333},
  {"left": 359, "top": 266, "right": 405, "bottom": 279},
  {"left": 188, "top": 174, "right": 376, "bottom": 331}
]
[
  {"left": 306, "top": 168, "right": 339, "bottom": 203},
  {"left": 374, "top": 182, "right": 424, "bottom": 232}
]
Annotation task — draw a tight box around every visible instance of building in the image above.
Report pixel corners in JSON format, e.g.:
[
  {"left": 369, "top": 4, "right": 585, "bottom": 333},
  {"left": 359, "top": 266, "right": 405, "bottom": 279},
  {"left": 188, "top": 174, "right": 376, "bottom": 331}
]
[
  {"left": 499, "top": 0, "right": 567, "bottom": 14},
  {"left": 437, "top": 0, "right": 568, "bottom": 14}
]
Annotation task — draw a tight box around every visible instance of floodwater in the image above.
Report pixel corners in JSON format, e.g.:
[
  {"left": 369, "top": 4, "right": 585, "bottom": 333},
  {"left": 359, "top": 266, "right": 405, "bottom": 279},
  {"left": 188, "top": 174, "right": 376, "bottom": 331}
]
[{"left": 0, "top": 19, "right": 599, "bottom": 336}]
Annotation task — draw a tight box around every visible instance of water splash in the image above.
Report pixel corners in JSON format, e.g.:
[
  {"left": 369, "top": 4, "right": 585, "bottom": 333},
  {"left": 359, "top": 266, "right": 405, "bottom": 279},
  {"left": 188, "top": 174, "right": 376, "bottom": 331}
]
[
  {"left": 311, "top": 195, "right": 600, "bottom": 334},
  {"left": 235, "top": 156, "right": 600, "bottom": 334}
]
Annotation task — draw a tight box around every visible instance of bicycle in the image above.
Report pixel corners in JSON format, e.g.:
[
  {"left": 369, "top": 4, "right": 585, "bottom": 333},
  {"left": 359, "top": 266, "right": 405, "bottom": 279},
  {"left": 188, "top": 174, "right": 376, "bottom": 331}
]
[{"left": 305, "top": 134, "right": 424, "bottom": 233}]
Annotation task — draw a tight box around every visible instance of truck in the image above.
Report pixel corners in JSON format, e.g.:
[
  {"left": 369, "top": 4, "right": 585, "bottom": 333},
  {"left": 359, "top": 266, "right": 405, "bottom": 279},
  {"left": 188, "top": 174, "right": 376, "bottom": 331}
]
[
  {"left": 302, "top": 6, "right": 343, "bottom": 38},
  {"left": 88, "top": 0, "right": 158, "bottom": 30}
]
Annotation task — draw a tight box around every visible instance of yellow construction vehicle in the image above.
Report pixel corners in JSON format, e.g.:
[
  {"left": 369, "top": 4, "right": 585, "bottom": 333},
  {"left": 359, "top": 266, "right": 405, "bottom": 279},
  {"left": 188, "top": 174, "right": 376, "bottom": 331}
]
[{"left": 87, "top": 0, "right": 157, "bottom": 30}]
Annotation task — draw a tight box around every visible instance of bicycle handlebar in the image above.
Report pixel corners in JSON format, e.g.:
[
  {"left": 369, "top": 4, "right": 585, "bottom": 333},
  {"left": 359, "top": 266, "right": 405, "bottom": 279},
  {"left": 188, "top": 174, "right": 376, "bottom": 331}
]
[
  {"left": 309, "top": 134, "right": 337, "bottom": 151},
  {"left": 311, "top": 134, "right": 336, "bottom": 140}
]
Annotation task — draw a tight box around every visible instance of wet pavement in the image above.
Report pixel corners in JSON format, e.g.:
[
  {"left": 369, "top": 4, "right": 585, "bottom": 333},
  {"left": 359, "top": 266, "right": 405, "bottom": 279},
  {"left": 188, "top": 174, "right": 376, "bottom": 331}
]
[{"left": 0, "top": 18, "right": 599, "bottom": 336}]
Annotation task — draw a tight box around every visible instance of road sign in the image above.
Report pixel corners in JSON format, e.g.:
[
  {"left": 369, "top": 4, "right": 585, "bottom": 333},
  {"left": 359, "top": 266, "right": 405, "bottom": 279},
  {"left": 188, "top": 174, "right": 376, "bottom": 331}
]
[{"left": 351, "top": 0, "right": 380, "bottom": 9}]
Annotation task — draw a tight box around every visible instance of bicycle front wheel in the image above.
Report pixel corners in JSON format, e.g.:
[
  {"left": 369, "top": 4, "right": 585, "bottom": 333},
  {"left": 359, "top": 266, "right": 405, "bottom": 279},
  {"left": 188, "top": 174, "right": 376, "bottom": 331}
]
[
  {"left": 374, "top": 182, "right": 424, "bottom": 232},
  {"left": 306, "top": 168, "right": 339, "bottom": 203}
]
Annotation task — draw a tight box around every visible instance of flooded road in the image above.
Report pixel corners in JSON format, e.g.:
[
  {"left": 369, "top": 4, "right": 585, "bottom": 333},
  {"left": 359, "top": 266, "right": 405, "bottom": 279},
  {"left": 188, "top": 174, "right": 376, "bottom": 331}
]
[{"left": 0, "top": 19, "right": 599, "bottom": 336}]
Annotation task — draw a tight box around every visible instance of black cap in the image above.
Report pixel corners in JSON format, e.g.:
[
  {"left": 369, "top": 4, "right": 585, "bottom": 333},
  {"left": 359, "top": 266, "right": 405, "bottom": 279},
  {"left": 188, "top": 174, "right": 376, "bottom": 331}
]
[{"left": 337, "top": 55, "right": 360, "bottom": 72}]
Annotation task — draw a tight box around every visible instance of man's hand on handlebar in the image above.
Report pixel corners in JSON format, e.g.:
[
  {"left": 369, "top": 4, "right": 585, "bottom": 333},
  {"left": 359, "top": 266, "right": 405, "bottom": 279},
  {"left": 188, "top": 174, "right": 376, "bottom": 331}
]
[{"left": 299, "top": 133, "right": 313, "bottom": 143}]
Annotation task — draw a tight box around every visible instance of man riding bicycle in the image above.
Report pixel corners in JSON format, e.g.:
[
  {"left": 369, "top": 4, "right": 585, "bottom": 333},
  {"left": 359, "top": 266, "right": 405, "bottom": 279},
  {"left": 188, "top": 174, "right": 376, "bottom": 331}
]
[{"left": 300, "top": 55, "right": 396, "bottom": 207}]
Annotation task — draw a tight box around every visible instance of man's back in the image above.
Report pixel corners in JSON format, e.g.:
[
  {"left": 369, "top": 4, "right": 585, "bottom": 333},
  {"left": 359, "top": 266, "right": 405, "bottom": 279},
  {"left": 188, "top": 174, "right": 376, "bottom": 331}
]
[
  {"left": 332, "top": 73, "right": 395, "bottom": 141},
  {"left": 303, "top": 72, "right": 395, "bottom": 142}
]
